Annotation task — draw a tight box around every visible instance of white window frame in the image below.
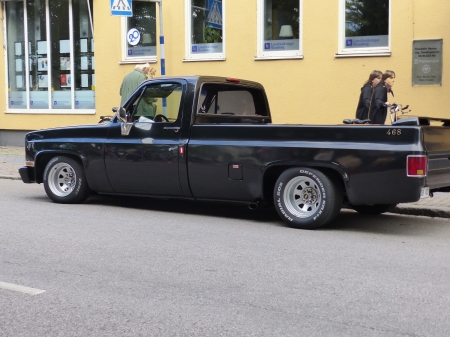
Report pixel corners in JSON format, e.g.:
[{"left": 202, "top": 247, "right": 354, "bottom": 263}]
[
  {"left": 337, "top": 0, "right": 391, "bottom": 57},
  {"left": 184, "top": 0, "right": 226, "bottom": 62},
  {"left": 256, "top": 0, "right": 303, "bottom": 60},
  {"left": 4, "top": 0, "right": 95, "bottom": 114},
  {"left": 120, "top": 0, "right": 159, "bottom": 64}
]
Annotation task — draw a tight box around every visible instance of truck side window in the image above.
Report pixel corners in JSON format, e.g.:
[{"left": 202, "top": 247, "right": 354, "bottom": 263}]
[{"left": 130, "top": 83, "right": 183, "bottom": 123}]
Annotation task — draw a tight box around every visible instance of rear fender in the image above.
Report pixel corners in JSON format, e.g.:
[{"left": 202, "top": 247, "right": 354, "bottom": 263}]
[{"left": 262, "top": 161, "right": 348, "bottom": 202}]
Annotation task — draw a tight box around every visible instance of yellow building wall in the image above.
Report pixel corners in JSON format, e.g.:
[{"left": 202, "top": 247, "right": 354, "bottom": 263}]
[{"left": 0, "top": 0, "right": 449, "bottom": 132}]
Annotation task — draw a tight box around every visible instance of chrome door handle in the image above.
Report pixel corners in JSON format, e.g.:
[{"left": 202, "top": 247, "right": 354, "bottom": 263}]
[{"left": 164, "top": 127, "right": 180, "bottom": 133}]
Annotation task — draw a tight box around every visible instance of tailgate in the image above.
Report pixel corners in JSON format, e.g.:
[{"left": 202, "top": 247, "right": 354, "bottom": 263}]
[{"left": 423, "top": 125, "right": 450, "bottom": 189}]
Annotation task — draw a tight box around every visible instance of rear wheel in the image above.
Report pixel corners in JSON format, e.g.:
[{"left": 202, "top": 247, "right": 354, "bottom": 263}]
[
  {"left": 274, "top": 168, "right": 343, "bottom": 229},
  {"left": 351, "top": 204, "right": 397, "bottom": 215},
  {"left": 43, "top": 156, "right": 90, "bottom": 204}
]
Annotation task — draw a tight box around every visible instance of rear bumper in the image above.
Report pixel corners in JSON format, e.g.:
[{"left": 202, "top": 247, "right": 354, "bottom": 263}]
[{"left": 19, "top": 166, "right": 35, "bottom": 183}]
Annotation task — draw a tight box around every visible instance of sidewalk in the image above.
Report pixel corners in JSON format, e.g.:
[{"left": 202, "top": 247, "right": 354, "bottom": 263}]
[{"left": 1, "top": 146, "right": 450, "bottom": 219}]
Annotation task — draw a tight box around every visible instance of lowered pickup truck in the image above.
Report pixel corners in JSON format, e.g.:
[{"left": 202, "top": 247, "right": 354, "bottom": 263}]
[{"left": 19, "top": 76, "right": 450, "bottom": 229}]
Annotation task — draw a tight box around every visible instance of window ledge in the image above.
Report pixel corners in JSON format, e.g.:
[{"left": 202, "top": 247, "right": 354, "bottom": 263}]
[
  {"left": 182, "top": 57, "right": 226, "bottom": 62},
  {"left": 5, "top": 109, "right": 96, "bottom": 114},
  {"left": 334, "top": 52, "right": 391, "bottom": 58},
  {"left": 119, "top": 59, "right": 157, "bottom": 65},
  {"left": 254, "top": 55, "right": 304, "bottom": 61}
]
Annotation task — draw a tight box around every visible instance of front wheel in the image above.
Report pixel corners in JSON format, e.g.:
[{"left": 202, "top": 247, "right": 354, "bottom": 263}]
[
  {"left": 351, "top": 204, "right": 397, "bottom": 215},
  {"left": 43, "top": 156, "right": 90, "bottom": 204},
  {"left": 274, "top": 168, "right": 343, "bottom": 229}
]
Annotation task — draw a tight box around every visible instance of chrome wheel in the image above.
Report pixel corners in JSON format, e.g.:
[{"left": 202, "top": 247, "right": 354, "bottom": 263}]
[
  {"left": 283, "top": 176, "right": 322, "bottom": 218},
  {"left": 47, "top": 162, "right": 77, "bottom": 197}
]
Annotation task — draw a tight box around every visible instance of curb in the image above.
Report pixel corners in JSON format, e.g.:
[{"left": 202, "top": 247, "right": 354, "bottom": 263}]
[
  {"left": 391, "top": 205, "right": 450, "bottom": 219},
  {"left": 0, "top": 175, "right": 21, "bottom": 180}
]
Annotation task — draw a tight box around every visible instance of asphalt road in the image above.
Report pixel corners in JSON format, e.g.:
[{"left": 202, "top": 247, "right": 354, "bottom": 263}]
[{"left": 1, "top": 179, "right": 450, "bottom": 337}]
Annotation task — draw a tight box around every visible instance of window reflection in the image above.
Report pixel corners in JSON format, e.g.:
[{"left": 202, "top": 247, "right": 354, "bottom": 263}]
[{"left": 126, "top": 1, "right": 157, "bottom": 58}]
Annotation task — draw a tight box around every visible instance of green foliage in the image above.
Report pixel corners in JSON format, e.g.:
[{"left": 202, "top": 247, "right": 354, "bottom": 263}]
[
  {"left": 345, "top": 0, "right": 389, "bottom": 37},
  {"left": 204, "top": 26, "right": 222, "bottom": 43}
]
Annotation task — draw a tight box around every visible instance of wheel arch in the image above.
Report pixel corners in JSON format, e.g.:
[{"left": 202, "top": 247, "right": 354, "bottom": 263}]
[
  {"left": 262, "top": 162, "right": 346, "bottom": 202},
  {"left": 35, "top": 151, "right": 87, "bottom": 184}
]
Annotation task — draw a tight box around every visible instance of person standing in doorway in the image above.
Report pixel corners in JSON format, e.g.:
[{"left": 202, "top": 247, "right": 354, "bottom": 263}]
[
  {"left": 370, "top": 70, "right": 396, "bottom": 124},
  {"left": 355, "top": 70, "right": 382, "bottom": 120},
  {"left": 120, "top": 63, "right": 152, "bottom": 106}
]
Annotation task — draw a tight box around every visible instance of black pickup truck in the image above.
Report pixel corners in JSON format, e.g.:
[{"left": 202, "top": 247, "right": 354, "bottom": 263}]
[{"left": 19, "top": 76, "right": 450, "bottom": 229}]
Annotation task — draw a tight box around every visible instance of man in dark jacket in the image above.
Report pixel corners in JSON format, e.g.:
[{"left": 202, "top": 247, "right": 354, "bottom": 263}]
[{"left": 119, "top": 63, "right": 151, "bottom": 106}]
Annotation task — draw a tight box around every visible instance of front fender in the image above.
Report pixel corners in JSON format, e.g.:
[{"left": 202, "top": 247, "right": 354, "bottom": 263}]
[{"left": 34, "top": 150, "right": 87, "bottom": 183}]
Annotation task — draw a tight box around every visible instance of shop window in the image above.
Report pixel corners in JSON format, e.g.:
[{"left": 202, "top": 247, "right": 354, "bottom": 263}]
[
  {"left": 122, "top": 0, "right": 157, "bottom": 62},
  {"left": 6, "top": 0, "right": 95, "bottom": 112},
  {"left": 338, "top": 0, "right": 391, "bottom": 56},
  {"left": 185, "top": 0, "right": 225, "bottom": 61},
  {"left": 256, "top": 0, "right": 302, "bottom": 60}
]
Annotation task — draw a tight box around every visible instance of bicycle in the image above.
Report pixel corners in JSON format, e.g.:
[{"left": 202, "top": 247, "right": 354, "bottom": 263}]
[{"left": 389, "top": 103, "right": 410, "bottom": 123}]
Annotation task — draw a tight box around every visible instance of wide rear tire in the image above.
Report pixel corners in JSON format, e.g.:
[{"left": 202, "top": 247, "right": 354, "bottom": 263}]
[
  {"left": 43, "top": 156, "right": 91, "bottom": 204},
  {"left": 274, "top": 168, "right": 343, "bottom": 229}
]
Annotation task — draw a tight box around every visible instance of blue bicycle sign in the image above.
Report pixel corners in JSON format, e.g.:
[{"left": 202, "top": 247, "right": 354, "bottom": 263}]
[{"left": 127, "top": 28, "right": 140, "bottom": 46}]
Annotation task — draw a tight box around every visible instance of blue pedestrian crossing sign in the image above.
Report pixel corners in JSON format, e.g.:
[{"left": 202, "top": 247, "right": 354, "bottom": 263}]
[{"left": 110, "top": 0, "right": 132, "bottom": 17}]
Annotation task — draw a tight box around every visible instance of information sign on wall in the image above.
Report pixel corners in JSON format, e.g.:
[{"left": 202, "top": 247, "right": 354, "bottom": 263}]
[{"left": 412, "top": 39, "right": 443, "bottom": 85}]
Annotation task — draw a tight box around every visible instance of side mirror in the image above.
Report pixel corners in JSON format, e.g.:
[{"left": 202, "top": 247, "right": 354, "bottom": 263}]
[{"left": 118, "top": 107, "right": 127, "bottom": 123}]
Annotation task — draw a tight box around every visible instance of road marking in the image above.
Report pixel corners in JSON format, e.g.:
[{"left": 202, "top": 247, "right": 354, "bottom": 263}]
[{"left": 0, "top": 281, "right": 46, "bottom": 296}]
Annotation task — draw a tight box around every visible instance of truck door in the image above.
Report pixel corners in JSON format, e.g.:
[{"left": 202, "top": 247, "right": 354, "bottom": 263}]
[
  {"left": 104, "top": 80, "right": 186, "bottom": 196},
  {"left": 188, "top": 83, "right": 271, "bottom": 202}
]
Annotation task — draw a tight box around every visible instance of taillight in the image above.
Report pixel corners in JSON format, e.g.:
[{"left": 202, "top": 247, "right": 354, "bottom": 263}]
[
  {"left": 407, "top": 155, "right": 427, "bottom": 177},
  {"left": 226, "top": 78, "right": 241, "bottom": 83}
]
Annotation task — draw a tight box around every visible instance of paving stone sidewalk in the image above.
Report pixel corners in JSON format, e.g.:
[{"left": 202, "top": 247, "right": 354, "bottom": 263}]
[{"left": 1, "top": 146, "right": 449, "bottom": 219}]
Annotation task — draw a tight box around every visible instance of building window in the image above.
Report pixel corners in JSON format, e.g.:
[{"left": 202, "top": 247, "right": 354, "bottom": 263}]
[
  {"left": 338, "top": 0, "right": 390, "bottom": 55},
  {"left": 185, "top": 0, "right": 225, "bottom": 61},
  {"left": 256, "top": 0, "right": 302, "bottom": 60},
  {"left": 6, "top": 0, "right": 95, "bottom": 112},
  {"left": 122, "top": 0, "right": 157, "bottom": 62}
]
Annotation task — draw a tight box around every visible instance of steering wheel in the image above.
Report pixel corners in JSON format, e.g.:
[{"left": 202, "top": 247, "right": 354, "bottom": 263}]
[{"left": 153, "top": 114, "right": 169, "bottom": 122}]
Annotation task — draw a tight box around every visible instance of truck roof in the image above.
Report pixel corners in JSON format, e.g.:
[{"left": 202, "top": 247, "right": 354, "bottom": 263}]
[{"left": 142, "top": 76, "right": 265, "bottom": 90}]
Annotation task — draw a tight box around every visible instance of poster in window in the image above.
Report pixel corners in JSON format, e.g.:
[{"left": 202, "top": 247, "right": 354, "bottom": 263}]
[
  {"left": 38, "top": 74, "right": 48, "bottom": 88},
  {"left": 80, "top": 56, "right": 88, "bottom": 70},
  {"left": 60, "top": 57, "right": 70, "bottom": 70},
  {"left": 16, "top": 75, "right": 23, "bottom": 88},
  {"left": 15, "top": 42, "right": 22, "bottom": 56},
  {"left": 81, "top": 74, "right": 89, "bottom": 88},
  {"left": 60, "top": 74, "right": 72, "bottom": 87},
  {"left": 15, "top": 59, "right": 23, "bottom": 72},
  {"left": 37, "top": 41, "right": 47, "bottom": 55},
  {"left": 80, "top": 38, "right": 88, "bottom": 53},
  {"left": 37, "top": 58, "right": 48, "bottom": 71},
  {"left": 59, "top": 40, "right": 70, "bottom": 53}
]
